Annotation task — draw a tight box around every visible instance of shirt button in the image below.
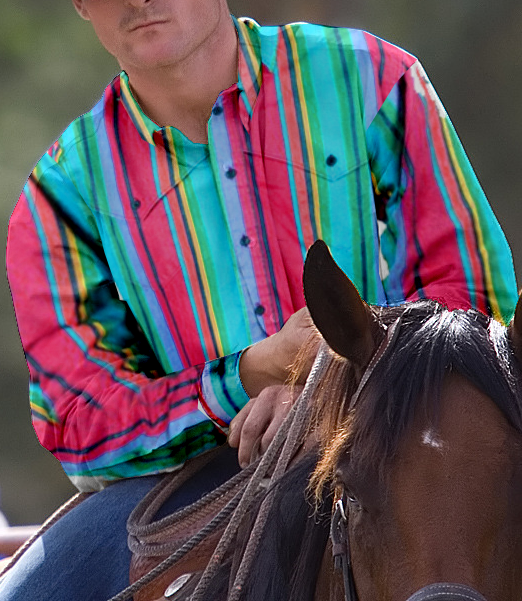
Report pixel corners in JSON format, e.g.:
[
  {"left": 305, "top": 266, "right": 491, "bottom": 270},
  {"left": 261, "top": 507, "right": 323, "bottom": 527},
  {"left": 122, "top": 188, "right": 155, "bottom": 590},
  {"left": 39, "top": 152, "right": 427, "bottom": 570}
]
[
  {"left": 225, "top": 167, "right": 237, "bottom": 179},
  {"left": 240, "top": 235, "right": 251, "bottom": 247},
  {"left": 326, "top": 154, "right": 337, "bottom": 166},
  {"left": 212, "top": 105, "right": 223, "bottom": 115},
  {"left": 254, "top": 305, "right": 265, "bottom": 316},
  {"left": 132, "top": 199, "right": 141, "bottom": 208}
]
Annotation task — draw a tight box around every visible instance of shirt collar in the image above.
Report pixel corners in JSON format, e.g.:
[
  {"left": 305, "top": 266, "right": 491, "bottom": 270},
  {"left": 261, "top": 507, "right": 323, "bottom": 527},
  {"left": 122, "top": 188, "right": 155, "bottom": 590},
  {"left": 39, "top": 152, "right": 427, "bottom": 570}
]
[
  {"left": 119, "top": 72, "right": 158, "bottom": 145},
  {"left": 118, "top": 16, "right": 264, "bottom": 146},
  {"left": 234, "top": 16, "right": 263, "bottom": 125}
]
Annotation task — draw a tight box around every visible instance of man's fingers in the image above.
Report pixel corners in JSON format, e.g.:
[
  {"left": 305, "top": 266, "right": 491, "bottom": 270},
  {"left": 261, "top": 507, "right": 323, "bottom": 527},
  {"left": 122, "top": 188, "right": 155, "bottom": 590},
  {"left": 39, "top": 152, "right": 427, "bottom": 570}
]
[
  {"left": 228, "top": 385, "right": 303, "bottom": 468},
  {"left": 236, "top": 405, "right": 273, "bottom": 468},
  {"left": 248, "top": 435, "right": 262, "bottom": 465},
  {"left": 260, "top": 418, "right": 282, "bottom": 455},
  {"left": 228, "top": 398, "right": 255, "bottom": 448}
]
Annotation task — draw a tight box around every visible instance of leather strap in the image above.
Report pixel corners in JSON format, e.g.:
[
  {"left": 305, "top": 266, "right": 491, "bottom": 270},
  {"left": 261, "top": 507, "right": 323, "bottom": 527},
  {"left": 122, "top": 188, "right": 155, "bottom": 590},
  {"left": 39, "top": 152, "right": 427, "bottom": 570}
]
[
  {"left": 348, "top": 316, "right": 402, "bottom": 411},
  {"left": 330, "top": 317, "right": 403, "bottom": 601},
  {"left": 330, "top": 499, "right": 357, "bottom": 601}
]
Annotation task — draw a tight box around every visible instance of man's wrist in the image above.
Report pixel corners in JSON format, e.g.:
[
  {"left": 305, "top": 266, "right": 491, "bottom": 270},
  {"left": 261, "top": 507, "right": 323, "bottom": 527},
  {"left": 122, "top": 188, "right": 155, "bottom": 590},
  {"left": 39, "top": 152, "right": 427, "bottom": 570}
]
[{"left": 238, "top": 335, "right": 289, "bottom": 398}]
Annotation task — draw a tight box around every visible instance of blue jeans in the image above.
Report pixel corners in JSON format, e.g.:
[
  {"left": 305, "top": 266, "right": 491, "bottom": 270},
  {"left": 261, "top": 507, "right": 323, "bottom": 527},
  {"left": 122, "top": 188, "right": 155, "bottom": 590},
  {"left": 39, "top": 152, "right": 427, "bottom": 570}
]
[{"left": 0, "top": 447, "right": 240, "bottom": 600}]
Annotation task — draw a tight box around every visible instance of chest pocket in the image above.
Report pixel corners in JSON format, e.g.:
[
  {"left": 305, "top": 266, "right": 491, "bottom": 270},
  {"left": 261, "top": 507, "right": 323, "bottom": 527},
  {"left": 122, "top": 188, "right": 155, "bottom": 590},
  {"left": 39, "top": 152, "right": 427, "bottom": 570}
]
[
  {"left": 93, "top": 184, "right": 187, "bottom": 298},
  {"left": 257, "top": 147, "right": 369, "bottom": 241}
]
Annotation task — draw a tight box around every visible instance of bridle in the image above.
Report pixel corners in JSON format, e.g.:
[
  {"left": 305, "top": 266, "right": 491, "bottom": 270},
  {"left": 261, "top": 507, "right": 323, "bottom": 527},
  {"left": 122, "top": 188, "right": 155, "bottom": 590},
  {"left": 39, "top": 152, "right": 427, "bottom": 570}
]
[
  {"left": 328, "top": 316, "right": 489, "bottom": 601},
  {"left": 330, "top": 495, "right": 357, "bottom": 601},
  {"left": 329, "top": 316, "right": 402, "bottom": 601}
]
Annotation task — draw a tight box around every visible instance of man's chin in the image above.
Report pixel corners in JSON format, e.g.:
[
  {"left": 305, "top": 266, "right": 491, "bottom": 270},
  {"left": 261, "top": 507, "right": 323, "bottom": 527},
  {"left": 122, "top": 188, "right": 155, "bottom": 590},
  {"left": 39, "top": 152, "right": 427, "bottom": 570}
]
[{"left": 122, "top": 50, "right": 183, "bottom": 73}]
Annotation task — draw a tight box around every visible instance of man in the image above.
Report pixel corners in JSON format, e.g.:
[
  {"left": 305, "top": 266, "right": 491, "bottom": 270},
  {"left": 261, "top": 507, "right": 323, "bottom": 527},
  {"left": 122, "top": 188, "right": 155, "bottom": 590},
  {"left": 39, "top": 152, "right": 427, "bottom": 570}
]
[{"left": 2, "top": 0, "right": 517, "bottom": 598}]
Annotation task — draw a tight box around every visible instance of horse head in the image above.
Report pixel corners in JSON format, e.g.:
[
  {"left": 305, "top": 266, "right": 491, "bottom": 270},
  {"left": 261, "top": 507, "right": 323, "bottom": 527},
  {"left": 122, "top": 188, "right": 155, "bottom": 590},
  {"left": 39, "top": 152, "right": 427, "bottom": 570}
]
[{"left": 304, "top": 240, "right": 522, "bottom": 601}]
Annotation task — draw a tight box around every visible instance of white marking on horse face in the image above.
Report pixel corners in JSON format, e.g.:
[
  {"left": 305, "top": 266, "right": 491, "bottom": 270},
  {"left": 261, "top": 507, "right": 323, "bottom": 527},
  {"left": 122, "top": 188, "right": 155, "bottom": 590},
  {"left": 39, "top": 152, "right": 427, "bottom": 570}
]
[{"left": 421, "top": 428, "right": 445, "bottom": 450}]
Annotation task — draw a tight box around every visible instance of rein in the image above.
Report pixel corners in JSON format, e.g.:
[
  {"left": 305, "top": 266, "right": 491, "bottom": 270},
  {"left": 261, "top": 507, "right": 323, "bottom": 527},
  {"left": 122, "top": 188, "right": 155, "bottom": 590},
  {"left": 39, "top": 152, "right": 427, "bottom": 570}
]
[
  {"left": 119, "top": 318, "right": 404, "bottom": 601},
  {"left": 109, "top": 342, "right": 332, "bottom": 601}
]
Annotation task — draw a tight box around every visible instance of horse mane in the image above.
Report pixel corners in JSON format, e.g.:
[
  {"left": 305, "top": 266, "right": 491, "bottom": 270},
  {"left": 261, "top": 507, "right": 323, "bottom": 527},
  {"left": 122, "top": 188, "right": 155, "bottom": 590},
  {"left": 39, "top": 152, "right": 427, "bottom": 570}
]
[{"left": 308, "top": 300, "right": 522, "bottom": 499}]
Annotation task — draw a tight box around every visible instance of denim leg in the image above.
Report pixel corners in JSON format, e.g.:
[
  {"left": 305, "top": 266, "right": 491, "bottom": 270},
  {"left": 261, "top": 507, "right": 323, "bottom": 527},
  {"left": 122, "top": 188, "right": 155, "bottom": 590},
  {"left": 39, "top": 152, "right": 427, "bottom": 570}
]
[{"left": 0, "top": 447, "right": 240, "bottom": 601}]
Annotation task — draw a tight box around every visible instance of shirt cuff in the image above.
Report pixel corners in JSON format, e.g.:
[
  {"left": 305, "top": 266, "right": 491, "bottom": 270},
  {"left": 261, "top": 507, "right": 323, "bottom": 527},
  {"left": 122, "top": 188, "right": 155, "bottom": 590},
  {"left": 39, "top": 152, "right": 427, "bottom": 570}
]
[{"left": 198, "top": 351, "right": 250, "bottom": 432}]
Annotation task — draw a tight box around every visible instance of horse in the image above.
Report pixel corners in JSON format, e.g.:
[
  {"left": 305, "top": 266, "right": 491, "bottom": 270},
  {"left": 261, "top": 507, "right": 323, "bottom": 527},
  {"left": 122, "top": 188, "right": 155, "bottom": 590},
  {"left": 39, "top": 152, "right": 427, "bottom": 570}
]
[
  {"left": 110, "top": 239, "right": 522, "bottom": 601},
  {"left": 179, "top": 239, "right": 522, "bottom": 601},
  {"left": 7, "top": 240, "right": 522, "bottom": 601},
  {"left": 303, "top": 240, "right": 522, "bottom": 601}
]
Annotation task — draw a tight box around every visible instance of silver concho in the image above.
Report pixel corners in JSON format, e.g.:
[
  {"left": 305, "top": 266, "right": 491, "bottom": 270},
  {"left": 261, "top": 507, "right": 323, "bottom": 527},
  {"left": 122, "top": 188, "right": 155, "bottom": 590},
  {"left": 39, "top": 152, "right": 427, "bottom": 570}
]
[{"left": 164, "top": 573, "right": 194, "bottom": 598}]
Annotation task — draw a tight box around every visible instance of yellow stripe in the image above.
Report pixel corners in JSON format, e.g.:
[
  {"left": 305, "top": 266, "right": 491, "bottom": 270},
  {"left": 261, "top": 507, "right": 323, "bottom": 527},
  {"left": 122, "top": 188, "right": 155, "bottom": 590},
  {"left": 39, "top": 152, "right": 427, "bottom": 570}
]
[
  {"left": 65, "top": 228, "right": 88, "bottom": 322},
  {"left": 441, "top": 120, "right": 501, "bottom": 321},
  {"left": 286, "top": 27, "right": 322, "bottom": 239},
  {"left": 238, "top": 20, "right": 262, "bottom": 89},
  {"left": 120, "top": 76, "right": 155, "bottom": 145},
  {"left": 166, "top": 129, "right": 224, "bottom": 355},
  {"left": 93, "top": 321, "right": 108, "bottom": 348},
  {"left": 30, "top": 402, "right": 59, "bottom": 425}
]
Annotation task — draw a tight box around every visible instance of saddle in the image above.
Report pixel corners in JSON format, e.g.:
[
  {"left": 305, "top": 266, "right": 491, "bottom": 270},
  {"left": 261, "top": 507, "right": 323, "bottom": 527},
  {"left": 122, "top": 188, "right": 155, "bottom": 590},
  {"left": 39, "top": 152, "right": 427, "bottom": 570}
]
[
  {"left": 124, "top": 445, "right": 320, "bottom": 601},
  {"left": 126, "top": 447, "right": 260, "bottom": 601}
]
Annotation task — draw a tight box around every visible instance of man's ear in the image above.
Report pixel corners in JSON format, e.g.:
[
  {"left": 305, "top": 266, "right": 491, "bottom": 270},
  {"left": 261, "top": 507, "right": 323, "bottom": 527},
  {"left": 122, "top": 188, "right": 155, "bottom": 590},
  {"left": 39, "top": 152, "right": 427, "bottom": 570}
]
[{"left": 72, "top": 0, "right": 91, "bottom": 21}]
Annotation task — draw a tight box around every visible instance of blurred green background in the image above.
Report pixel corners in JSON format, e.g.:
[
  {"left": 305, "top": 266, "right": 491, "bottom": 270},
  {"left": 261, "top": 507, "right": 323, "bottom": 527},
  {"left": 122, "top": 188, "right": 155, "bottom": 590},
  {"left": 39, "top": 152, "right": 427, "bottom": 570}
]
[{"left": 1, "top": 0, "right": 521, "bottom": 525}]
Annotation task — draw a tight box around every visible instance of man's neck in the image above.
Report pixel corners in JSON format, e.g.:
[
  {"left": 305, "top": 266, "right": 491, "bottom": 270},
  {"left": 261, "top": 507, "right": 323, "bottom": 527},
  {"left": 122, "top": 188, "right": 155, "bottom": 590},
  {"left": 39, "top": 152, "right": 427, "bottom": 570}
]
[{"left": 124, "top": 16, "right": 238, "bottom": 144}]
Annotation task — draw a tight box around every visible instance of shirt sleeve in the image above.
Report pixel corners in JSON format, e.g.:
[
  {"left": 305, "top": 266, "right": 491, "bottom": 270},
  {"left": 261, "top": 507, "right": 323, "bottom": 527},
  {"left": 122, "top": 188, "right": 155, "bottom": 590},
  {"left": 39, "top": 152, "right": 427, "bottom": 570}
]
[
  {"left": 367, "top": 59, "right": 518, "bottom": 324},
  {"left": 6, "top": 156, "right": 249, "bottom": 491}
]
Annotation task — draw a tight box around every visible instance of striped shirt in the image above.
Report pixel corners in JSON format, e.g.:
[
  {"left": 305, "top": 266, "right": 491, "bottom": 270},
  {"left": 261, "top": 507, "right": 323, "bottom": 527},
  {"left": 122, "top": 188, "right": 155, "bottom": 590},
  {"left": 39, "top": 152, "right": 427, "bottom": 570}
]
[{"left": 7, "top": 17, "right": 517, "bottom": 490}]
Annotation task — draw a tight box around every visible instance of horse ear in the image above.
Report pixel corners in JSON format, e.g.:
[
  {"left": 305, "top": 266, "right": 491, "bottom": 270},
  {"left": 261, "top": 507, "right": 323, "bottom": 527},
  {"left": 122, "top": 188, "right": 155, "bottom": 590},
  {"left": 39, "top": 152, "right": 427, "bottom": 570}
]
[
  {"left": 303, "top": 240, "right": 381, "bottom": 366},
  {"left": 509, "top": 293, "right": 522, "bottom": 365}
]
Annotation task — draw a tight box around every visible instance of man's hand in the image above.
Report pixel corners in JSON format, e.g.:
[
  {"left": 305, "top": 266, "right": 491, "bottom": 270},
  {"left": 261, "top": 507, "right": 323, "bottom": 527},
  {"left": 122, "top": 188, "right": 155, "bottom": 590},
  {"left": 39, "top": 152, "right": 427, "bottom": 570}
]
[
  {"left": 228, "top": 384, "right": 303, "bottom": 468},
  {"left": 238, "top": 307, "right": 317, "bottom": 398},
  {"left": 229, "top": 307, "right": 318, "bottom": 467}
]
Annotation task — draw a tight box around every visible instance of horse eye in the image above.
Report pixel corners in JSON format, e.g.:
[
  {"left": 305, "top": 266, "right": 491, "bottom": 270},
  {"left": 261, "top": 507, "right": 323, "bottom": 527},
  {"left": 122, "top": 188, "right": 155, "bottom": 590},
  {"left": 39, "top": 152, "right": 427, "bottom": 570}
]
[{"left": 345, "top": 491, "right": 361, "bottom": 510}]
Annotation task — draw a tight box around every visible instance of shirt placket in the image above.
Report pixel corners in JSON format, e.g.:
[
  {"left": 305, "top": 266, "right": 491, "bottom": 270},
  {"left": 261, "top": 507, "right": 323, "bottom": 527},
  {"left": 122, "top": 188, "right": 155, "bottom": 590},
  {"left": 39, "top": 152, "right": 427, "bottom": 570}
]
[{"left": 208, "top": 89, "right": 274, "bottom": 343}]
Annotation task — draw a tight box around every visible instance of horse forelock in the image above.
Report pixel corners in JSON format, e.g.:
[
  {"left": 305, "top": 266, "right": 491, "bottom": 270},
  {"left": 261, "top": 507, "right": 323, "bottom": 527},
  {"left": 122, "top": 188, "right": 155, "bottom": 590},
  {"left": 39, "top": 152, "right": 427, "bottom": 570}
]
[{"left": 309, "top": 300, "right": 522, "bottom": 498}]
